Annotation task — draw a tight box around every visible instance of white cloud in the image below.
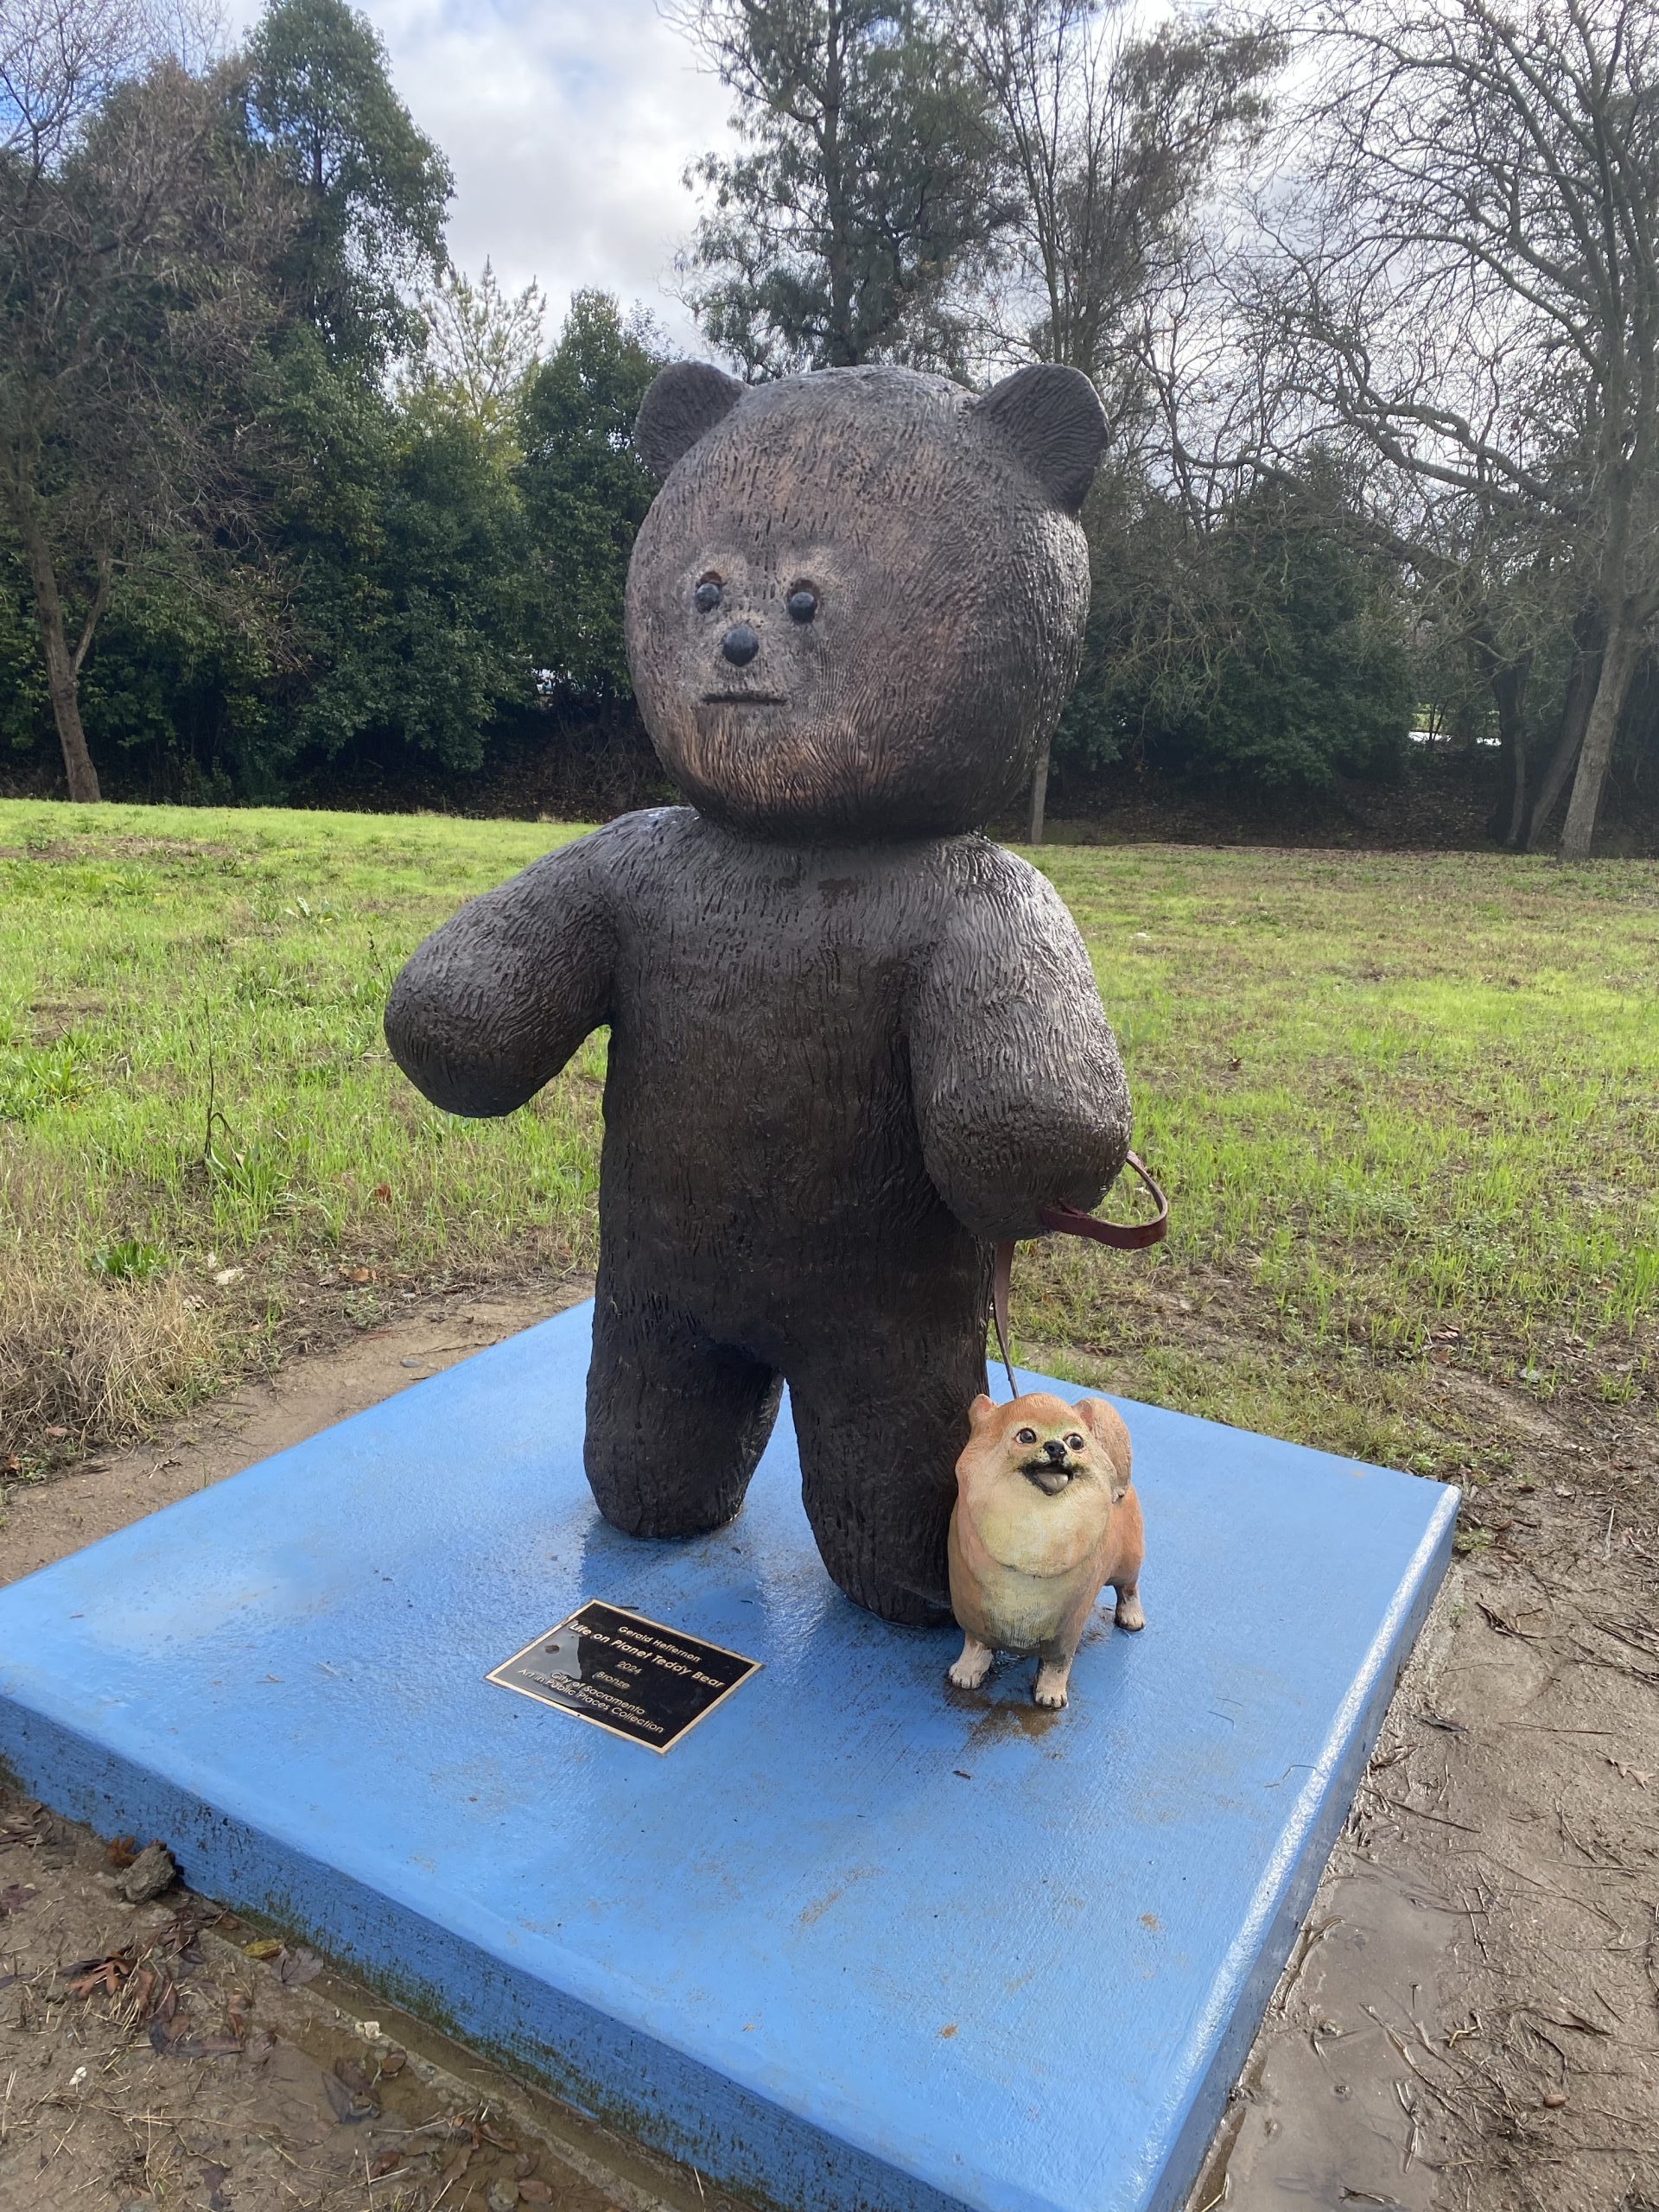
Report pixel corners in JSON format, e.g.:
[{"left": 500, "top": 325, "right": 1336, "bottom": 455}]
[{"left": 226, "top": 0, "right": 737, "bottom": 353}]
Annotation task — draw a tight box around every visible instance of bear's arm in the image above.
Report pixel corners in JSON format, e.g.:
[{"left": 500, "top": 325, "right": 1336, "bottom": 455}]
[
  {"left": 384, "top": 830, "right": 617, "bottom": 1117},
  {"left": 907, "top": 855, "right": 1130, "bottom": 1243}
]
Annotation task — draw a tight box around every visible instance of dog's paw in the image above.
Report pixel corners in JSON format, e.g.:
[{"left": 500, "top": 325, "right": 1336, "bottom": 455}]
[
  {"left": 1115, "top": 1595, "right": 1145, "bottom": 1632},
  {"left": 1033, "top": 1669, "right": 1070, "bottom": 1709},
  {"left": 948, "top": 1654, "right": 992, "bottom": 1691}
]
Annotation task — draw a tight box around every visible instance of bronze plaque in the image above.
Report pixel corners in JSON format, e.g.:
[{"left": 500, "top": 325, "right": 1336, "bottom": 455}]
[{"left": 487, "top": 1601, "right": 760, "bottom": 1752}]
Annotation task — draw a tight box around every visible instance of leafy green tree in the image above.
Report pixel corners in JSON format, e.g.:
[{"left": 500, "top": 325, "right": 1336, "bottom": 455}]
[
  {"left": 246, "top": 324, "right": 531, "bottom": 779},
  {"left": 405, "top": 261, "right": 546, "bottom": 441},
  {"left": 245, "top": 0, "right": 451, "bottom": 365},
  {"left": 1063, "top": 457, "right": 1414, "bottom": 791},
  {"left": 516, "top": 291, "right": 668, "bottom": 697},
  {"left": 667, "top": 0, "right": 1008, "bottom": 374},
  {"left": 0, "top": 1, "right": 288, "bottom": 800}
]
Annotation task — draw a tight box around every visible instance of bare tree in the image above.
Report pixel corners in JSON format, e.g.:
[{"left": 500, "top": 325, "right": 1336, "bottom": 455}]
[
  {"left": 0, "top": 0, "right": 267, "bottom": 801},
  {"left": 959, "top": 1, "right": 1276, "bottom": 385},
  {"left": 955, "top": 0, "right": 1278, "bottom": 836},
  {"left": 1257, "top": 0, "right": 1659, "bottom": 857}
]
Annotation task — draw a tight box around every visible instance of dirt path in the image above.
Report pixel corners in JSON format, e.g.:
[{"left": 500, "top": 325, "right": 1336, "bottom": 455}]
[
  {"left": 1197, "top": 1382, "right": 1659, "bottom": 2212},
  {"left": 1, "top": 1301, "right": 1654, "bottom": 2212}
]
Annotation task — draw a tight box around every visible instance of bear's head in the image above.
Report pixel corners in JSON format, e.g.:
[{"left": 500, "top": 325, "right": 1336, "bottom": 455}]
[{"left": 624, "top": 362, "right": 1106, "bottom": 841}]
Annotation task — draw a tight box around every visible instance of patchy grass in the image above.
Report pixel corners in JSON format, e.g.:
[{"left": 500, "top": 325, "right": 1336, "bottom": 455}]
[
  {"left": 1021, "top": 842, "right": 1658, "bottom": 1491},
  {"left": 1, "top": 799, "right": 1655, "bottom": 1494}
]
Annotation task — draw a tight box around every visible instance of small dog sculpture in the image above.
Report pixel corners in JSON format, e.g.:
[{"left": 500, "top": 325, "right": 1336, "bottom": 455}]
[{"left": 947, "top": 1391, "right": 1144, "bottom": 1708}]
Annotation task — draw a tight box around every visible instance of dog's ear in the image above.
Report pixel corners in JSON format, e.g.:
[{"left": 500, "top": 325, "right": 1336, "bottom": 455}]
[
  {"left": 1077, "top": 1397, "right": 1132, "bottom": 1499},
  {"left": 967, "top": 1392, "right": 997, "bottom": 1433}
]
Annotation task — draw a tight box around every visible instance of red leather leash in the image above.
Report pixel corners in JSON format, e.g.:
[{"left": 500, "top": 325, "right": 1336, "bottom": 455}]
[{"left": 991, "top": 1149, "right": 1169, "bottom": 1395}]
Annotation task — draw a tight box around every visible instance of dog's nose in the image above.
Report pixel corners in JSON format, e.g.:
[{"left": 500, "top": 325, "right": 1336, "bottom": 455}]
[
  {"left": 1043, "top": 1438, "right": 1067, "bottom": 1465},
  {"left": 721, "top": 623, "right": 760, "bottom": 666}
]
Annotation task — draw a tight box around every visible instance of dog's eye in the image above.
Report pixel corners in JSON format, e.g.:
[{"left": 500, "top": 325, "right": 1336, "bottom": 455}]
[
  {"left": 1014, "top": 1427, "right": 1037, "bottom": 1446},
  {"left": 1066, "top": 1433, "right": 1085, "bottom": 1452}
]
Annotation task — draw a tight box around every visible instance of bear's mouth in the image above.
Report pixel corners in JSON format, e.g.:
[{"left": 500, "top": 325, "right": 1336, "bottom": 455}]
[{"left": 701, "top": 691, "right": 788, "bottom": 706}]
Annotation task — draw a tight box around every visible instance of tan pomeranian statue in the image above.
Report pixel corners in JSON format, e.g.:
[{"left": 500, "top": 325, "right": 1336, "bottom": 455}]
[{"left": 947, "top": 1391, "right": 1144, "bottom": 1709}]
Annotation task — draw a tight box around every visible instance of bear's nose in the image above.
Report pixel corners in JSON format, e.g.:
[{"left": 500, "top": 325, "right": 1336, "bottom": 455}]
[
  {"left": 1043, "top": 1438, "right": 1068, "bottom": 1465},
  {"left": 721, "top": 623, "right": 760, "bottom": 666}
]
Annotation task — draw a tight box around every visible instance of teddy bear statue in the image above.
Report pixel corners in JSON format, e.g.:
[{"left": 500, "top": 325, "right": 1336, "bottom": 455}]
[{"left": 385, "top": 360, "right": 1132, "bottom": 1626}]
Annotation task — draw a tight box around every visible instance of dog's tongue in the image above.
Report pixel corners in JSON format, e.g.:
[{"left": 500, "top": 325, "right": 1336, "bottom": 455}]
[{"left": 1029, "top": 1465, "right": 1070, "bottom": 1496}]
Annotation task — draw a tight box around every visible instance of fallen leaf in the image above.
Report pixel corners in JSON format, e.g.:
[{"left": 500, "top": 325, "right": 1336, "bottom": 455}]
[
  {"left": 334, "top": 2056, "right": 372, "bottom": 2096},
  {"left": 242, "top": 1937, "right": 283, "bottom": 1961},
  {"left": 43, "top": 1426, "right": 67, "bottom": 1440},
  {"left": 0, "top": 1455, "right": 18, "bottom": 1477},
  {"left": 518, "top": 2182, "right": 554, "bottom": 2206},
  {"left": 372, "top": 1183, "right": 392, "bottom": 1202},
  {"left": 370, "top": 2151, "right": 404, "bottom": 2179},
  {"left": 322, "top": 2067, "right": 377, "bottom": 2123},
  {"left": 276, "top": 1946, "right": 323, "bottom": 1986},
  {"left": 64, "top": 1951, "right": 133, "bottom": 1998},
  {"left": 378, "top": 2048, "right": 407, "bottom": 2076},
  {"left": 105, "top": 1834, "right": 138, "bottom": 1869},
  {"left": 0, "top": 1885, "right": 37, "bottom": 1915},
  {"left": 213, "top": 1267, "right": 245, "bottom": 1287},
  {"left": 1607, "top": 1759, "right": 1653, "bottom": 1786}
]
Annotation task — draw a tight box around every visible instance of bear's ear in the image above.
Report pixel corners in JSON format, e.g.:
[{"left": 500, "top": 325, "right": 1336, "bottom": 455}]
[
  {"left": 634, "top": 362, "right": 745, "bottom": 480},
  {"left": 971, "top": 364, "right": 1108, "bottom": 515}
]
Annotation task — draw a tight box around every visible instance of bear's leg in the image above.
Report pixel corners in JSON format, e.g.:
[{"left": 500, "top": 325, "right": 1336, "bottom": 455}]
[
  {"left": 788, "top": 1324, "right": 982, "bottom": 1627},
  {"left": 585, "top": 1292, "right": 782, "bottom": 1538}
]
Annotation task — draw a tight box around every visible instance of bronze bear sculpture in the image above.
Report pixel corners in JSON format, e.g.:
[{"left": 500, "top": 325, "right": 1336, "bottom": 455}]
[{"left": 385, "top": 360, "right": 1133, "bottom": 1626}]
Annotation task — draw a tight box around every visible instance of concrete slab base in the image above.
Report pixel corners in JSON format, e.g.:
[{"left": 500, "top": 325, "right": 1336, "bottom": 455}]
[{"left": 0, "top": 1301, "right": 1456, "bottom": 2212}]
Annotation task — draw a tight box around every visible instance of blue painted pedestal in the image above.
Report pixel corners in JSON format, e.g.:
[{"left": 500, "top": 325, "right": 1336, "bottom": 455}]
[{"left": 0, "top": 1303, "right": 1455, "bottom": 2212}]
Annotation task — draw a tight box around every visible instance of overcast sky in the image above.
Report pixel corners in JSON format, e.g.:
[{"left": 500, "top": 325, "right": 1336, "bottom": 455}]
[{"left": 229, "top": 0, "right": 738, "bottom": 353}]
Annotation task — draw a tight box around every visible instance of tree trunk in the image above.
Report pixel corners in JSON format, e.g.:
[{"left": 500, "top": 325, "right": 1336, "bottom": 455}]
[
  {"left": 1559, "top": 615, "right": 1639, "bottom": 860},
  {"left": 1028, "top": 737, "right": 1051, "bottom": 843},
  {"left": 1524, "top": 612, "right": 1602, "bottom": 851},
  {"left": 1480, "top": 647, "right": 1531, "bottom": 848},
  {"left": 15, "top": 503, "right": 102, "bottom": 803}
]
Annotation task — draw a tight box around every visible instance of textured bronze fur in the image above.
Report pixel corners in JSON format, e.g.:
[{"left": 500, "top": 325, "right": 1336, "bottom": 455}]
[
  {"left": 949, "top": 1392, "right": 1144, "bottom": 1707},
  {"left": 385, "top": 360, "right": 1131, "bottom": 1625}
]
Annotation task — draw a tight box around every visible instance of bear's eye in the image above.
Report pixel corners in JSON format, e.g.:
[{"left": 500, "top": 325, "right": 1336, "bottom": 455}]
[
  {"left": 1066, "top": 1433, "right": 1085, "bottom": 1452},
  {"left": 786, "top": 586, "right": 818, "bottom": 624},
  {"left": 694, "top": 577, "right": 722, "bottom": 614},
  {"left": 1014, "top": 1427, "right": 1037, "bottom": 1446}
]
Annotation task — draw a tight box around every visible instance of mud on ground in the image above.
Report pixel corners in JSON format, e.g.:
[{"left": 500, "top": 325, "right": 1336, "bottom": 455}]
[
  {"left": 1192, "top": 1375, "right": 1659, "bottom": 2212},
  {"left": 0, "top": 1294, "right": 1654, "bottom": 2212}
]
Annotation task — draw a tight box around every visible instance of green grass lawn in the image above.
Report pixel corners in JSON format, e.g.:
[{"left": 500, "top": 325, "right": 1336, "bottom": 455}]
[{"left": 2, "top": 798, "right": 1654, "bottom": 1504}]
